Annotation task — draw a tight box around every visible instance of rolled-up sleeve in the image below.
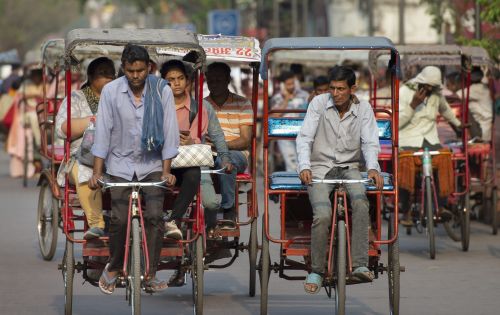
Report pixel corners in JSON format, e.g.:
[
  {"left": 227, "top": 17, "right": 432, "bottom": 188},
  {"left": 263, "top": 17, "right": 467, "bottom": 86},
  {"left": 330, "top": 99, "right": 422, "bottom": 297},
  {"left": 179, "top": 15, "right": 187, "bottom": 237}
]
[
  {"left": 91, "top": 86, "right": 113, "bottom": 159},
  {"left": 161, "top": 85, "right": 179, "bottom": 160},
  {"left": 360, "top": 106, "right": 381, "bottom": 172},
  {"left": 296, "top": 98, "right": 322, "bottom": 173},
  {"left": 55, "top": 96, "right": 69, "bottom": 140}
]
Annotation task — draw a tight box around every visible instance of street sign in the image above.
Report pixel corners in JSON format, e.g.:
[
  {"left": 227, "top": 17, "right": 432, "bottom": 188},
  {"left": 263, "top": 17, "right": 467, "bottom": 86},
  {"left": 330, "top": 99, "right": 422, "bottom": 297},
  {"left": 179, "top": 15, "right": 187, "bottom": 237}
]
[{"left": 208, "top": 10, "right": 240, "bottom": 36}]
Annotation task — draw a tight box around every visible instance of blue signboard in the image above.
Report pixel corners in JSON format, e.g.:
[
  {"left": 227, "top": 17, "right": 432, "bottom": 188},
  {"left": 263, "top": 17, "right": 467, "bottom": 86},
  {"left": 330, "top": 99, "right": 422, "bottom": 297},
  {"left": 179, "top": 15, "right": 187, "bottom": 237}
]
[{"left": 208, "top": 10, "right": 240, "bottom": 36}]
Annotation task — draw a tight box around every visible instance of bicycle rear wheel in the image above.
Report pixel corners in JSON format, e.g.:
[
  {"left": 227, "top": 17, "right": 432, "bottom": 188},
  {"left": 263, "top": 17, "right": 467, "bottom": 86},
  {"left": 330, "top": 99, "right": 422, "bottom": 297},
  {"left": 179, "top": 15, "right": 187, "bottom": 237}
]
[
  {"left": 192, "top": 235, "right": 204, "bottom": 315},
  {"left": 387, "top": 214, "right": 400, "bottom": 315},
  {"left": 130, "top": 218, "right": 141, "bottom": 315},
  {"left": 62, "top": 237, "right": 74, "bottom": 315},
  {"left": 425, "top": 177, "right": 435, "bottom": 259},
  {"left": 248, "top": 218, "right": 258, "bottom": 297},
  {"left": 335, "top": 220, "right": 346, "bottom": 315},
  {"left": 37, "top": 180, "right": 58, "bottom": 260},
  {"left": 259, "top": 228, "right": 270, "bottom": 315},
  {"left": 491, "top": 188, "right": 498, "bottom": 235},
  {"left": 460, "top": 193, "right": 470, "bottom": 251}
]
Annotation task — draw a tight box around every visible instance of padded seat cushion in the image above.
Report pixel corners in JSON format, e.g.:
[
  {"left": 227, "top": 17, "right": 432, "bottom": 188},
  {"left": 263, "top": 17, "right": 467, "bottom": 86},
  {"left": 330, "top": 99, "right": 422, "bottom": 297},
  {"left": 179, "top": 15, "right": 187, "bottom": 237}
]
[
  {"left": 269, "top": 171, "right": 394, "bottom": 191},
  {"left": 268, "top": 118, "right": 303, "bottom": 137},
  {"left": 268, "top": 117, "right": 392, "bottom": 141},
  {"left": 236, "top": 172, "right": 252, "bottom": 181}
]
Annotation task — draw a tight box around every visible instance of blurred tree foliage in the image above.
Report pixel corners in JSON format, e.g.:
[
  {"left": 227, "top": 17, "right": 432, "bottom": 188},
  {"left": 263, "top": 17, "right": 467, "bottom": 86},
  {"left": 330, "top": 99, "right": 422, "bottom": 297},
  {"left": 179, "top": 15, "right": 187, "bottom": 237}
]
[
  {"left": 420, "top": 0, "right": 500, "bottom": 62},
  {"left": 0, "top": 0, "right": 80, "bottom": 57}
]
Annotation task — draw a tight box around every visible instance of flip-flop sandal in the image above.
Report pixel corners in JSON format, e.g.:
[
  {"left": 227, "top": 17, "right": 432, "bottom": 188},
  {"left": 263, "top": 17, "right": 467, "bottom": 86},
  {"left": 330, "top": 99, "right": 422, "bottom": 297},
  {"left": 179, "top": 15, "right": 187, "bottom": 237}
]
[
  {"left": 351, "top": 267, "right": 374, "bottom": 283},
  {"left": 144, "top": 277, "right": 168, "bottom": 292},
  {"left": 99, "top": 264, "right": 117, "bottom": 295},
  {"left": 304, "top": 272, "right": 323, "bottom": 294}
]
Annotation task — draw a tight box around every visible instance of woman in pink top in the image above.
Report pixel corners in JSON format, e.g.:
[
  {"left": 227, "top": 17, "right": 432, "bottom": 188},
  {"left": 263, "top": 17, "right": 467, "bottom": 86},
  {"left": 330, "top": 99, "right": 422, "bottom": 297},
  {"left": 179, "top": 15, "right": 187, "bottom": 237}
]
[{"left": 155, "top": 59, "right": 203, "bottom": 242}]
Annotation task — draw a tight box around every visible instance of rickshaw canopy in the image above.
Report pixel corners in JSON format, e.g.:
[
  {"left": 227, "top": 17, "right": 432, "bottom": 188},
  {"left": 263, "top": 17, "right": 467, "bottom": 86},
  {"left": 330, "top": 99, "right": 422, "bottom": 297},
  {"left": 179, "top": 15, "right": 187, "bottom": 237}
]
[
  {"left": 460, "top": 46, "right": 494, "bottom": 69},
  {"left": 41, "top": 39, "right": 65, "bottom": 72},
  {"left": 197, "top": 34, "right": 261, "bottom": 64},
  {"left": 64, "top": 28, "right": 206, "bottom": 68},
  {"left": 259, "top": 36, "right": 400, "bottom": 79},
  {"left": 24, "top": 48, "right": 42, "bottom": 68},
  {"left": 368, "top": 44, "right": 463, "bottom": 74}
]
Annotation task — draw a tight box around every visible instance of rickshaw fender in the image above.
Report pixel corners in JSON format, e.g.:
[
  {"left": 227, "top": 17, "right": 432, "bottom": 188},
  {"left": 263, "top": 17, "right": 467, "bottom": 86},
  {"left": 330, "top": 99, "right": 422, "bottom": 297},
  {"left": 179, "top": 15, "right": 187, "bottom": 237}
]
[{"left": 37, "top": 170, "right": 61, "bottom": 199}]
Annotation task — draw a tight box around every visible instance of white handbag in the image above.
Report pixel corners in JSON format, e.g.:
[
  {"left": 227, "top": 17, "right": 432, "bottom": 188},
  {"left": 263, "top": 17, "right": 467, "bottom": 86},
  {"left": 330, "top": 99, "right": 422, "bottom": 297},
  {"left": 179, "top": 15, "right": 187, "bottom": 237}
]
[{"left": 171, "top": 144, "right": 214, "bottom": 168}]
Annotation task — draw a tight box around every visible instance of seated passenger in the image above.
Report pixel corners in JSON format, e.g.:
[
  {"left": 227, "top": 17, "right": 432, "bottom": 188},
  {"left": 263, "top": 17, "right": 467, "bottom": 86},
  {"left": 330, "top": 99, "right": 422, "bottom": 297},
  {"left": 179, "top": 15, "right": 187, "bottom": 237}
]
[
  {"left": 468, "top": 67, "right": 493, "bottom": 142},
  {"left": 55, "top": 57, "right": 115, "bottom": 240},
  {"left": 399, "top": 66, "right": 464, "bottom": 225},
  {"left": 203, "top": 62, "right": 253, "bottom": 229},
  {"left": 297, "top": 65, "right": 384, "bottom": 294},
  {"left": 159, "top": 60, "right": 232, "bottom": 239},
  {"left": 271, "top": 71, "right": 309, "bottom": 172},
  {"left": 307, "top": 75, "right": 330, "bottom": 103},
  {"left": 90, "top": 44, "right": 178, "bottom": 294}
]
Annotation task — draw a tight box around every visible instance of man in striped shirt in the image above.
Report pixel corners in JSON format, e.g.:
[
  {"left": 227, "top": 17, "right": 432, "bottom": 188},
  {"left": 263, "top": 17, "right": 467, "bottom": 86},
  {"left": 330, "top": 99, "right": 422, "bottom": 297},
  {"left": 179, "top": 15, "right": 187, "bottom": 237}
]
[{"left": 204, "top": 62, "right": 253, "bottom": 229}]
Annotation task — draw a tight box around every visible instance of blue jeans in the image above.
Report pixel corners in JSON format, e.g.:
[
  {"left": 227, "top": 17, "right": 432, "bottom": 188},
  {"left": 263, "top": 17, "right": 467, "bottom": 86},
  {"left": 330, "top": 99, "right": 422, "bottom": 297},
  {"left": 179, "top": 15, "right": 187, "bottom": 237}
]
[
  {"left": 202, "top": 150, "right": 247, "bottom": 227},
  {"left": 307, "top": 167, "right": 369, "bottom": 275}
]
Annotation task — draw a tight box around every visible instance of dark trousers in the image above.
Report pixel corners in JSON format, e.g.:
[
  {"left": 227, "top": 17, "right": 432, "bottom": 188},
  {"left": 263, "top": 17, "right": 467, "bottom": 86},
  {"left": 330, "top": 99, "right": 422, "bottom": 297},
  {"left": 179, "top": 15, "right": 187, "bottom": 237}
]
[
  {"left": 170, "top": 167, "right": 201, "bottom": 220},
  {"left": 108, "top": 172, "right": 164, "bottom": 275}
]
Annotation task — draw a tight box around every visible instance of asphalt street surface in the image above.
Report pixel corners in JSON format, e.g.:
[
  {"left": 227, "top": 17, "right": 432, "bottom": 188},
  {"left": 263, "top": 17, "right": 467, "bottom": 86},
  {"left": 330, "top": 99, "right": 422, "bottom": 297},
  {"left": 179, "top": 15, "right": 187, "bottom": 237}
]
[{"left": 1, "top": 148, "right": 499, "bottom": 315}]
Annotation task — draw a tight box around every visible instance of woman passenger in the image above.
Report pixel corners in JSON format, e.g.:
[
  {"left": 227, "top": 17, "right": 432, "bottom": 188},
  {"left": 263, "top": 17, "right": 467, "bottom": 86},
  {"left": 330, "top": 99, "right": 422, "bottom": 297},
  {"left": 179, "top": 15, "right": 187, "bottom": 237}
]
[
  {"left": 160, "top": 59, "right": 232, "bottom": 285},
  {"left": 55, "top": 57, "right": 115, "bottom": 240}
]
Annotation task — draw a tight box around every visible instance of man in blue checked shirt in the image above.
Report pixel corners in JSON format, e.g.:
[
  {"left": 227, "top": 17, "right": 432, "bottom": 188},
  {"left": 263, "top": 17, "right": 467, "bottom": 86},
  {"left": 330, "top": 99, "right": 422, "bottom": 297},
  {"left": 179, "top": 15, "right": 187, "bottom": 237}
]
[
  {"left": 296, "top": 66, "right": 384, "bottom": 294},
  {"left": 89, "top": 44, "right": 179, "bottom": 295}
]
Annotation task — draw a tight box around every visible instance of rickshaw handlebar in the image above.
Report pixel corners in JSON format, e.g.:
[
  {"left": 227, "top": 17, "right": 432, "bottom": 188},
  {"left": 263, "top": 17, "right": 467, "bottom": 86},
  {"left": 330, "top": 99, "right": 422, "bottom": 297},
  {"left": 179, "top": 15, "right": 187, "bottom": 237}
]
[
  {"left": 97, "top": 178, "right": 167, "bottom": 189},
  {"left": 200, "top": 166, "right": 228, "bottom": 175}
]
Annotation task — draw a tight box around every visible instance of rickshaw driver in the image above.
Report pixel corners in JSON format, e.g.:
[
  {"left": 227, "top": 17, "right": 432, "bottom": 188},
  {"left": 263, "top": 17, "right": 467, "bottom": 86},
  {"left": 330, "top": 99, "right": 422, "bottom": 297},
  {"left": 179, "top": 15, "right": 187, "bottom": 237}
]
[
  {"left": 296, "top": 65, "right": 384, "bottom": 294},
  {"left": 399, "top": 66, "right": 464, "bottom": 225},
  {"left": 89, "top": 44, "right": 178, "bottom": 294}
]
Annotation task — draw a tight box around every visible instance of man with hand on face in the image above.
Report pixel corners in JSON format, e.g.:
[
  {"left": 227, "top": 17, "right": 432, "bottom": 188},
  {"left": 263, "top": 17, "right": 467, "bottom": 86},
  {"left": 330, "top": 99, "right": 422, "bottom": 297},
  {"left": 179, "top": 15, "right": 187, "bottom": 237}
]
[
  {"left": 398, "top": 66, "right": 464, "bottom": 226},
  {"left": 89, "top": 44, "right": 179, "bottom": 294},
  {"left": 297, "top": 66, "right": 383, "bottom": 294}
]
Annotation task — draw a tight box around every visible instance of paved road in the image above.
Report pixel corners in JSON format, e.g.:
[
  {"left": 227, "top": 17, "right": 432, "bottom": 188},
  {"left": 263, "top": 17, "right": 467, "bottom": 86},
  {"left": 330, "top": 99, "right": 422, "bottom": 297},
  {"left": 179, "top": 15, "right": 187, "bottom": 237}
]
[{"left": 0, "top": 148, "right": 499, "bottom": 315}]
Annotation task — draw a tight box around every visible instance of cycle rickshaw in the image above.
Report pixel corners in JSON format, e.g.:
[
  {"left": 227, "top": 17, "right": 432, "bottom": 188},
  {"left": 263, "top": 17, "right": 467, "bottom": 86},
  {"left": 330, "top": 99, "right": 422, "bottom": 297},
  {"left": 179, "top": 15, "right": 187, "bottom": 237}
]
[
  {"left": 460, "top": 46, "right": 498, "bottom": 235},
  {"left": 58, "top": 28, "right": 207, "bottom": 315},
  {"left": 370, "top": 45, "right": 472, "bottom": 258},
  {"left": 196, "top": 34, "right": 261, "bottom": 297},
  {"left": 36, "top": 38, "right": 66, "bottom": 261},
  {"left": 14, "top": 48, "right": 44, "bottom": 187},
  {"left": 259, "top": 37, "right": 401, "bottom": 315}
]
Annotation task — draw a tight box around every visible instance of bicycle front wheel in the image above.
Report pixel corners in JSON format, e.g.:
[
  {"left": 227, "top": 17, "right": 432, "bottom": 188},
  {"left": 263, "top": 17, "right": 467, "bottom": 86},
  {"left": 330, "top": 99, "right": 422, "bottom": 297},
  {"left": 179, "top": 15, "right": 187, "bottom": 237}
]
[
  {"left": 425, "top": 177, "right": 436, "bottom": 259},
  {"left": 335, "top": 220, "right": 346, "bottom": 315},
  {"left": 130, "top": 218, "right": 141, "bottom": 315}
]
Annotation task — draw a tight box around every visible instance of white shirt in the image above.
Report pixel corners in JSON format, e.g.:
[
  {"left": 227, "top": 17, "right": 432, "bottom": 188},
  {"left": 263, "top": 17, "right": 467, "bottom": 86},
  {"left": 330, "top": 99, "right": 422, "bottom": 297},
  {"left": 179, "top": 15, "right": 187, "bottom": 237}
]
[{"left": 399, "top": 84, "right": 461, "bottom": 148}]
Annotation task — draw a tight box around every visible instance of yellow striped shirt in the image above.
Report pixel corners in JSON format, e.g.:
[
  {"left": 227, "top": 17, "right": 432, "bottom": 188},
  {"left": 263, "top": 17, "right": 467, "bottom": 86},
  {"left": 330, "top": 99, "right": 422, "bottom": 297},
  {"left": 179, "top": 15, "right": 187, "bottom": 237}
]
[{"left": 205, "top": 92, "right": 254, "bottom": 158}]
